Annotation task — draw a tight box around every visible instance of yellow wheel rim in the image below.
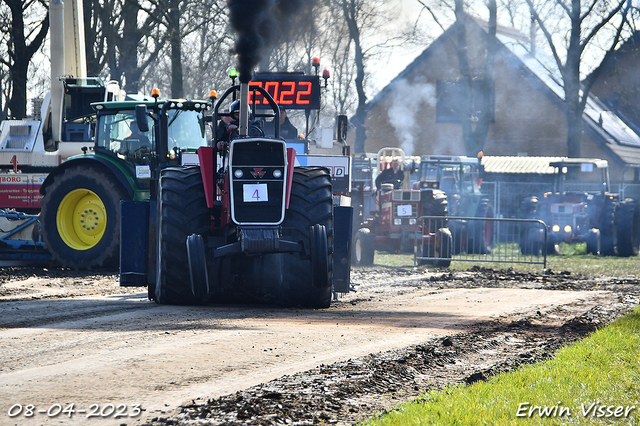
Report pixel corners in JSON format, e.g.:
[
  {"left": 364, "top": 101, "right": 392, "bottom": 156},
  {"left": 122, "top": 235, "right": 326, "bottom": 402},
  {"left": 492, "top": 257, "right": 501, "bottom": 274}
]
[{"left": 57, "top": 189, "right": 107, "bottom": 250}]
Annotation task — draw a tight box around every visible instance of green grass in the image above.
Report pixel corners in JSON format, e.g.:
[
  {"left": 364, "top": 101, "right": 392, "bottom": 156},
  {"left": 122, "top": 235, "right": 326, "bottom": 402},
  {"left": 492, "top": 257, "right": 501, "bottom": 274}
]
[
  {"left": 365, "top": 306, "right": 640, "bottom": 425},
  {"left": 358, "top": 246, "right": 640, "bottom": 277}
]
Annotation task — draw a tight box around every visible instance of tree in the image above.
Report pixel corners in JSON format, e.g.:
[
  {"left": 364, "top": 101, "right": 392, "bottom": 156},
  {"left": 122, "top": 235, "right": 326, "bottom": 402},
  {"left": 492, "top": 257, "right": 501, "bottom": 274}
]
[
  {"left": 453, "top": 0, "right": 497, "bottom": 156},
  {"left": 526, "top": 0, "right": 631, "bottom": 157},
  {"left": 0, "top": 0, "right": 48, "bottom": 119},
  {"left": 335, "top": 0, "right": 367, "bottom": 153},
  {"left": 83, "top": 0, "right": 165, "bottom": 94},
  {"left": 413, "top": 0, "right": 497, "bottom": 156}
]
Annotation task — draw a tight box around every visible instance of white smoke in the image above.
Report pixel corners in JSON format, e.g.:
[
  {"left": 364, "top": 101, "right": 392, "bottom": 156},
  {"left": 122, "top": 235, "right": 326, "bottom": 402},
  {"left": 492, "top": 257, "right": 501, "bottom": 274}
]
[{"left": 386, "top": 76, "right": 436, "bottom": 156}]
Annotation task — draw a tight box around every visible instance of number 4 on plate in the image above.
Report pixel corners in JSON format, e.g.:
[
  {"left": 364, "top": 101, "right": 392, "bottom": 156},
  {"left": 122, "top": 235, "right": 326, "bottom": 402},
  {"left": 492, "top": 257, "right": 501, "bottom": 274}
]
[{"left": 243, "top": 184, "right": 268, "bottom": 202}]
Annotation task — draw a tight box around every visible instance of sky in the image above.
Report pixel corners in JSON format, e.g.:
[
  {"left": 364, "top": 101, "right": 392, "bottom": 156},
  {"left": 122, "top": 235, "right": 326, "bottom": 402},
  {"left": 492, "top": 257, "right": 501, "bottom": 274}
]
[{"left": 368, "top": 0, "right": 443, "bottom": 94}]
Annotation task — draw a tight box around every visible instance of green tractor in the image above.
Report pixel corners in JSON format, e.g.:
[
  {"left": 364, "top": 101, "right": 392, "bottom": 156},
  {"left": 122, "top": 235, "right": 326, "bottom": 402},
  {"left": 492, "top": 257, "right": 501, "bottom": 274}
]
[
  {"left": 39, "top": 95, "right": 210, "bottom": 269},
  {"left": 418, "top": 154, "right": 494, "bottom": 254}
]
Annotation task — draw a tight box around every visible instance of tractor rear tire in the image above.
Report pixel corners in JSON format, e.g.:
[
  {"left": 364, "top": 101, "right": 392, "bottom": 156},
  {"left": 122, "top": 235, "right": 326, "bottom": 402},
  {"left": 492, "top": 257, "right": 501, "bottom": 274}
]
[
  {"left": 420, "top": 189, "right": 448, "bottom": 231},
  {"left": 155, "top": 166, "right": 210, "bottom": 305},
  {"left": 599, "top": 200, "right": 616, "bottom": 256},
  {"left": 616, "top": 199, "right": 639, "bottom": 257},
  {"left": 353, "top": 228, "right": 375, "bottom": 266},
  {"left": 40, "top": 166, "right": 129, "bottom": 269},
  {"left": 280, "top": 167, "right": 333, "bottom": 309}
]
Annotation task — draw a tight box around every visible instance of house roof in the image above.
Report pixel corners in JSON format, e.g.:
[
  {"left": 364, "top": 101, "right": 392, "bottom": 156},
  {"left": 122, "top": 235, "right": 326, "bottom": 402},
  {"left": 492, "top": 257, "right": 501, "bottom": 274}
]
[{"left": 367, "top": 20, "right": 640, "bottom": 167}]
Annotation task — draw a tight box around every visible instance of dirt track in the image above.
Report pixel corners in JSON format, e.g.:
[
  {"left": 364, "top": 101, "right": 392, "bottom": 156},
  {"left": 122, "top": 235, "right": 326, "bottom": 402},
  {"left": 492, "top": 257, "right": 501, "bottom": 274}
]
[{"left": 0, "top": 266, "right": 638, "bottom": 426}]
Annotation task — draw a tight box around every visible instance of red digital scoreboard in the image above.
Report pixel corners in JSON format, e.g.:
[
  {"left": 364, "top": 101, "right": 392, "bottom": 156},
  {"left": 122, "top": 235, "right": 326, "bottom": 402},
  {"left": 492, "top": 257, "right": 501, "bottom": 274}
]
[{"left": 249, "top": 74, "right": 320, "bottom": 110}]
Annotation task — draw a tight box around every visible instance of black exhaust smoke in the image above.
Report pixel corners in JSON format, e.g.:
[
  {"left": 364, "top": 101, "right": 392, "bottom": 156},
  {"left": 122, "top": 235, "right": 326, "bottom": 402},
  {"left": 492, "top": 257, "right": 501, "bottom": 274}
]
[{"left": 227, "top": 0, "right": 307, "bottom": 83}]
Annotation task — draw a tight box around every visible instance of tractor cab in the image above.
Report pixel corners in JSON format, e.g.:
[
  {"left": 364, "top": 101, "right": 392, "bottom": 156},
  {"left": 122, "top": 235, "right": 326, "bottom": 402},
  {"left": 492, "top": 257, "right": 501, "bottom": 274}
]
[
  {"left": 91, "top": 98, "right": 209, "bottom": 190},
  {"left": 418, "top": 155, "right": 485, "bottom": 215},
  {"left": 417, "top": 154, "right": 493, "bottom": 254}
]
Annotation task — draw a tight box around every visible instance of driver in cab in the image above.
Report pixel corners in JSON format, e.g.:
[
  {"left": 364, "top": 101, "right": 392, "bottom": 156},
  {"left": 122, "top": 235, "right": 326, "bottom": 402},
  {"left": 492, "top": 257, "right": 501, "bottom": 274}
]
[
  {"left": 375, "top": 159, "right": 404, "bottom": 190},
  {"left": 121, "top": 120, "right": 150, "bottom": 157}
]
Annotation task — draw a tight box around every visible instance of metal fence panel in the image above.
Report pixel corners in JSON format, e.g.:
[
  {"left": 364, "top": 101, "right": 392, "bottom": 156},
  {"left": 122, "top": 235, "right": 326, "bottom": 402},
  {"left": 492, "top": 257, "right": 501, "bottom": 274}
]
[{"left": 415, "top": 216, "right": 547, "bottom": 268}]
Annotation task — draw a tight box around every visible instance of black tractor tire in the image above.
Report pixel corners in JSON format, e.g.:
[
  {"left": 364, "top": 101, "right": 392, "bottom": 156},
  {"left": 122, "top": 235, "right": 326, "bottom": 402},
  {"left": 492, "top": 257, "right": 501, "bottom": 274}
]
[
  {"left": 310, "top": 224, "right": 329, "bottom": 290},
  {"left": 586, "top": 228, "right": 600, "bottom": 255},
  {"left": 599, "top": 200, "right": 617, "bottom": 256},
  {"left": 434, "top": 227, "right": 453, "bottom": 268},
  {"left": 280, "top": 167, "right": 333, "bottom": 309},
  {"left": 449, "top": 220, "right": 466, "bottom": 255},
  {"left": 155, "top": 166, "right": 210, "bottom": 305},
  {"left": 520, "top": 227, "right": 543, "bottom": 256},
  {"left": 187, "top": 234, "right": 210, "bottom": 299},
  {"left": 353, "top": 227, "right": 375, "bottom": 266},
  {"left": 546, "top": 237, "right": 562, "bottom": 256},
  {"left": 519, "top": 196, "right": 539, "bottom": 255},
  {"left": 616, "top": 199, "right": 639, "bottom": 257},
  {"left": 468, "top": 200, "right": 493, "bottom": 254},
  {"left": 416, "top": 228, "right": 452, "bottom": 268},
  {"left": 420, "top": 189, "right": 448, "bottom": 231},
  {"left": 40, "top": 166, "right": 129, "bottom": 269}
]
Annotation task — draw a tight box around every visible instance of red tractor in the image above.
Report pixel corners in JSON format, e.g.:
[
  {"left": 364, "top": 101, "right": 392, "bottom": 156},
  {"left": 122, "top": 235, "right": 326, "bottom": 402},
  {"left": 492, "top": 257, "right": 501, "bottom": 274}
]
[
  {"left": 121, "top": 82, "right": 351, "bottom": 308},
  {"left": 352, "top": 148, "right": 451, "bottom": 267}
]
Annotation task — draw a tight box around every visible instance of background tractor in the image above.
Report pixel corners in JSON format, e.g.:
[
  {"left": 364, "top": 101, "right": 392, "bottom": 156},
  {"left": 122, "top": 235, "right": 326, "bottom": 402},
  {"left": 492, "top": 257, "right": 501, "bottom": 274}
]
[
  {"left": 0, "top": 0, "right": 127, "bottom": 265},
  {"left": 352, "top": 148, "right": 451, "bottom": 267},
  {"left": 519, "top": 158, "right": 639, "bottom": 257},
  {"left": 418, "top": 154, "right": 494, "bottom": 254},
  {"left": 40, "top": 94, "right": 210, "bottom": 269}
]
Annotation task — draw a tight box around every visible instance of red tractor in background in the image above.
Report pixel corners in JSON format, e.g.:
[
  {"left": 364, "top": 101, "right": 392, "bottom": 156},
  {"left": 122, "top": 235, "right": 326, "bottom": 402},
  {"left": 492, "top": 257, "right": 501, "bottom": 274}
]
[
  {"left": 121, "top": 81, "right": 352, "bottom": 308},
  {"left": 352, "top": 148, "right": 451, "bottom": 267}
]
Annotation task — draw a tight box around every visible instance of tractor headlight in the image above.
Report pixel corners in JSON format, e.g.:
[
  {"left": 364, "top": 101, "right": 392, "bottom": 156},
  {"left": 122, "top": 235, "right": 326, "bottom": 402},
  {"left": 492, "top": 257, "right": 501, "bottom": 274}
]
[
  {"left": 564, "top": 225, "right": 572, "bottom": 233},
  {"left": 394, "top": 219, "right": 402, "bottom": 226},
  {"left": 234, "top": 169, "right": 243, "bottom": 178},
  {"left": 552, "top": 225, "right": 560, "bottom": 233},
  {"left": 273, "top": 169, "right": 282, "bottom": 178}
]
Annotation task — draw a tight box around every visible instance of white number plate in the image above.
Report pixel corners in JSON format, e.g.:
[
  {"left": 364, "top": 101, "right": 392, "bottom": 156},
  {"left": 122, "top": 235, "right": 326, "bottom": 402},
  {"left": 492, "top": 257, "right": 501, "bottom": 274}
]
[
  {"left": 397, "top": 204, "right": 412, "bottom": 217},
  {"left": 243, "top": 184, "right": 268, "bottom": 202},
  {"left": 136, "top": 165, "right": 151, "bottom": 179}
]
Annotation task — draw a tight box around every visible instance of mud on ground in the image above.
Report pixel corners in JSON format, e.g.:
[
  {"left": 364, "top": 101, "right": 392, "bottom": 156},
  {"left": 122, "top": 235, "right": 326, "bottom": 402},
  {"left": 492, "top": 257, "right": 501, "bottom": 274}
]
[
  {"left": 0, "top": 265, "right": 638, "bottom": 425},
  {"left": 137, "top": 267, "right": 640, "bottom": 426}
]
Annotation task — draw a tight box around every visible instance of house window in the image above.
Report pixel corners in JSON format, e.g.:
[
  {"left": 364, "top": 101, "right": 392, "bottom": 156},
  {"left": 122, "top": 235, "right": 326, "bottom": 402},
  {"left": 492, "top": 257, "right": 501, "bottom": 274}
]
[{"left": 436, "top": 79, "right": 494, "bottom": 123}]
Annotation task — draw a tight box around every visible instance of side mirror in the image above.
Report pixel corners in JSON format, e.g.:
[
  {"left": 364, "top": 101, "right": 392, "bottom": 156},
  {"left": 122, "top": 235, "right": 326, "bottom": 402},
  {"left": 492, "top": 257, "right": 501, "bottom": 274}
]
[{"left": 135, "top": 104, "right": 149, "bottom": 132}]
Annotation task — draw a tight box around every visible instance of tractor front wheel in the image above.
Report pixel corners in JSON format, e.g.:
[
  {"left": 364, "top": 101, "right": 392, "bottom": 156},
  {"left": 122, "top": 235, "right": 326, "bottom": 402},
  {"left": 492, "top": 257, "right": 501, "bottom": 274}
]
[
  {"left": 40, "top": 166, "right": 129, "bottom": 269},
  {"left": 353, "top": 228, "right": 375, "bottom": 266}
]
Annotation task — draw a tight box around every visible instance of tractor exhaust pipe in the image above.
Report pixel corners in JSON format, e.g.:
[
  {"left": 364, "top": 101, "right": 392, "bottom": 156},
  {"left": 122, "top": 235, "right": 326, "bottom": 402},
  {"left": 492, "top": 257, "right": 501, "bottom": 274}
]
[{"left": 239, "top": 82, "right": 250, "bottom": 137}]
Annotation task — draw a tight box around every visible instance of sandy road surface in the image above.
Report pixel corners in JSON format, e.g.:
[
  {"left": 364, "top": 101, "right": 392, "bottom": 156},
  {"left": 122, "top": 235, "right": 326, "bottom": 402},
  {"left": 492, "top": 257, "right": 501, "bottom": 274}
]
[{"left": 0, "top": 268, "right": 621, "bottom": 426}]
